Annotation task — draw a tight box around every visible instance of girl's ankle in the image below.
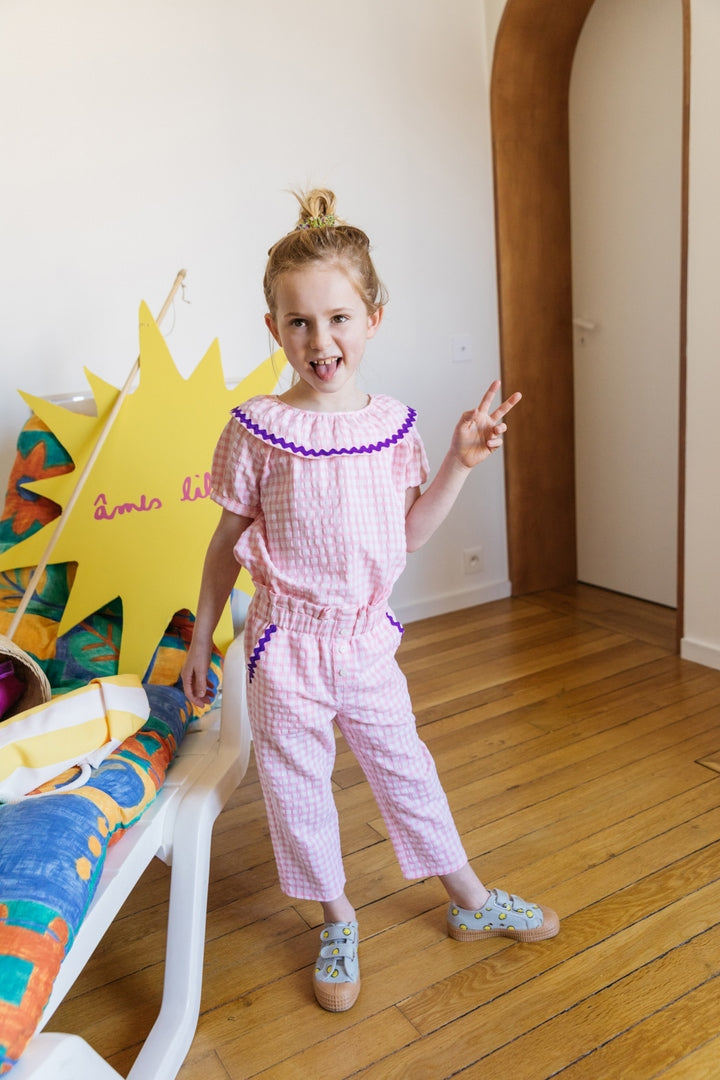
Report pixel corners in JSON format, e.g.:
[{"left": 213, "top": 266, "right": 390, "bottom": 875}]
[
  {"left": 451, "top": 888, "right": 491, "bottom": 911},
  {"left": 321, "top": 896, "right": 356, "bottom": 924}
]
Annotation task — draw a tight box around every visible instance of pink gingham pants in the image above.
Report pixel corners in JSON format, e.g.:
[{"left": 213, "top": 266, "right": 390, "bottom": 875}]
[{"left": 244, "top": 585, "right": 468, "bottom": 901}]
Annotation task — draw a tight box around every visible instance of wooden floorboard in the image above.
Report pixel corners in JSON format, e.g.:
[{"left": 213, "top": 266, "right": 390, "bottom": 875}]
[{"left": 48, "top": 586, "right": 720, "bottom": 1079}]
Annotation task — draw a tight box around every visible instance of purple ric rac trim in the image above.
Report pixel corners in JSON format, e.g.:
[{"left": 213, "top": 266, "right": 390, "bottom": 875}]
[
  {"left": 386, "top": 612, "right": 404, "bottom": 634},
  {"left": 248, "top": 624, "right": 278, "bottom": 682},
  {"left": 232, "top": 406, "right": 417, "bottom": 457}
]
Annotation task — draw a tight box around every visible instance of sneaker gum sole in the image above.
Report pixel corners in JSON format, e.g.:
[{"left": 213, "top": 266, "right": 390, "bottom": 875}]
[
  {"left": 313, "top": 975, "right": 361, "bottom": 1012},
  {"left": 448, "top": 904, "right": 559, "bottom": 943}
]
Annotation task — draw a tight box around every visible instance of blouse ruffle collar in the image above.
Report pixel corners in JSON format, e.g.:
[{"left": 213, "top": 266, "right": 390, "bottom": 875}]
[{"left": 231, "top": 394, "right": 417, "bottom": 458}]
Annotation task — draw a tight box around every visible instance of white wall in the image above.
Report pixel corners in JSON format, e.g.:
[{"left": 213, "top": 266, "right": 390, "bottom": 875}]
[
  {"left": 682, "top": 0, "right": 720, "bottom": 669},
  {"left": 0, "top": 0, "right": 511, "bottom": 625}
]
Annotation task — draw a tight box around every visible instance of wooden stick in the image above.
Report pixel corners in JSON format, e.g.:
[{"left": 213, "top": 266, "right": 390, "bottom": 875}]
[{"left": 6, "top": 269, "right": 188, "bottom": 642}]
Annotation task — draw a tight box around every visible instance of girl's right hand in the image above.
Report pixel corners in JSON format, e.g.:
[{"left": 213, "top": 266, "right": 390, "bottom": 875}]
[
  {"left": 181, "top": 508, "right": 252, "bottom": 707},
  {"left": 181, "top": 641, "right": 215, "bottom": 707}
]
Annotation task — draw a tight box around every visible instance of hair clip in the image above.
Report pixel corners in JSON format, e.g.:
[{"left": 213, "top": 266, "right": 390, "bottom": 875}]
[{"left": 296, "top": 214, "right": 336, "bottom": 230}]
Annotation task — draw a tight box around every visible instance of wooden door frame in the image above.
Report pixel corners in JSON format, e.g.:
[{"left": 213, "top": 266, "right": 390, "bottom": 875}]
[{"left": 490, "top": 0, "right": 689, "bottom": 646}]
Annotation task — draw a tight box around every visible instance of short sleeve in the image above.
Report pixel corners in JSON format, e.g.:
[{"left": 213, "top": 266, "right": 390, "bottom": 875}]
[
  {"left": 404, "top": 426, "right": 430, "bottom": 489},
  {"left": 211, "top": 416, "right": 264, "bottom": 517}
]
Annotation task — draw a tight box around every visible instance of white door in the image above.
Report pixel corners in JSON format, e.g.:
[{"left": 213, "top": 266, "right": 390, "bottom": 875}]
[{"left": 570, "top": 0, "right": 682, "bottom": 608}]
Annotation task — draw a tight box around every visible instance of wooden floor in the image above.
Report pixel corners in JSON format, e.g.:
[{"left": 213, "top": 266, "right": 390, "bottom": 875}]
[{"left": 51, "top": 585, "right": 720, "bottom": 1079}]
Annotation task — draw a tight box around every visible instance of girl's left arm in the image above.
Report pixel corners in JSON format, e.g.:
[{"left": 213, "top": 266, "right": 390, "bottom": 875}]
[{"left": 405, "top": 380, "right": 521, "bottom": 552}]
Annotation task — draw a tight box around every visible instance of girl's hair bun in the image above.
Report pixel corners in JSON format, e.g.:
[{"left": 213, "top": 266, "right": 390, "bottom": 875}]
[
  {"left": 264, "top": 188, "right": 388, "bottom": 315},
  {"left": 294, "top": 188, "right": 344, "bottom": 230}
]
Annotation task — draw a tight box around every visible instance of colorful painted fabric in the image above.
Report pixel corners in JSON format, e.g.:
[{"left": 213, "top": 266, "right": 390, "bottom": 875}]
[{"left": 0, "top": 417, "right": 222, "bottom": 1073}]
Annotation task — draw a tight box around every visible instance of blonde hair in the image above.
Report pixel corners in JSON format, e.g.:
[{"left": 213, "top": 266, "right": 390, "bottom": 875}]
[{"left": 263, "top": 189, "right": 388, "bottom": 317}]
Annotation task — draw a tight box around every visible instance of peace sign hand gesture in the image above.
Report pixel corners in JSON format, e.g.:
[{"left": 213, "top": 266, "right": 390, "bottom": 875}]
[{"left": 450, "top": 380, "right": 522, "bottom": 470}]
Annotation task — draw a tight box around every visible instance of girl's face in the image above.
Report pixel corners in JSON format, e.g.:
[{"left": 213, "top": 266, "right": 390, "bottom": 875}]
[{"left": 265, "top": 263, "right": 382, "bottom": 412}]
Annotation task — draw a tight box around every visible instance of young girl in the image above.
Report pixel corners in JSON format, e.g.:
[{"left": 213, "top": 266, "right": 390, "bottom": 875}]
[{"left": 182, "top": 189, "right": 559, "bottom": 1013}]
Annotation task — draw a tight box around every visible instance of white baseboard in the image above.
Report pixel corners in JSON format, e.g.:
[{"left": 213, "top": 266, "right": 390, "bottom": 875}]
[
  {"left": 680, "top": 636, "right": 720, "bottom": 672},
  {"left": 394, "top": 579, "right": 512, "bottom": 626}
]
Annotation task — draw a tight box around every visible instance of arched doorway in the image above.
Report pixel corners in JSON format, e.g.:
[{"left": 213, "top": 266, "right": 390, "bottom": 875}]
[{"left": 490, "top": 0, "right": 689, "bottom": 644}]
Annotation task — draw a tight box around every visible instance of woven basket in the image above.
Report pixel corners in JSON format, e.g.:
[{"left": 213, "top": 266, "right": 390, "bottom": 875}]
[{"left": 0, "top": 635, "right": 52, "bottom": 718}]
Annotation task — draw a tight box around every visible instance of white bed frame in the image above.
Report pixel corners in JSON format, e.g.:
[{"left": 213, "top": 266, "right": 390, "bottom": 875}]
[{"left": 12, "top": 633, "right": 250, "bottom": 1080}]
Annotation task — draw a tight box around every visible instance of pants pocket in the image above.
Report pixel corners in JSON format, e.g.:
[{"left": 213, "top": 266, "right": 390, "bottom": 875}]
[
  {"left": 247, "top": 623, "right": 278, "bottom": 683},
  {"left": 385, "top": 611, "right": 405, "bottom": 646}
]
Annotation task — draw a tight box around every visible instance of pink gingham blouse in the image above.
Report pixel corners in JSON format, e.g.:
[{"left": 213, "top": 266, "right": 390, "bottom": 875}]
[{"left": 211, "top": 394, "right": 429, "bottom": 610}]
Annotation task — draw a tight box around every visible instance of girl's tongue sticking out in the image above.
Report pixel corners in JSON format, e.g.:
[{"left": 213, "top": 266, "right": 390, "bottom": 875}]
[{"left": 313, "top": 359, "right": 340, "bottom": 381}]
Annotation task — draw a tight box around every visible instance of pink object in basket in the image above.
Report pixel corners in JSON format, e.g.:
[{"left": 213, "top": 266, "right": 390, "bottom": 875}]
[{"left": 0, "top": 659, "right": 25, "bottom": 720}]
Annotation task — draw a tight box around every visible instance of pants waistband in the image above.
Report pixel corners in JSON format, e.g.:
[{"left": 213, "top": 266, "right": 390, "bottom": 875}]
[{"left": 250, "top": 585, "right": 388, "bottom": 638}]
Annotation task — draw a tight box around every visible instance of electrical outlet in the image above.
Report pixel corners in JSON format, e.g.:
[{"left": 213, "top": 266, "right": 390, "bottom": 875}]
[{"left": 463, "top": 546, "right": 483, "bottom": 574}]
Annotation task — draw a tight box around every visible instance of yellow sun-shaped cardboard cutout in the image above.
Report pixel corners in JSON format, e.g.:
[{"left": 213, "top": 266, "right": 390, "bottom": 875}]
[{"left": 0, "top": 303, "right": 284, "bottom": 676}]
